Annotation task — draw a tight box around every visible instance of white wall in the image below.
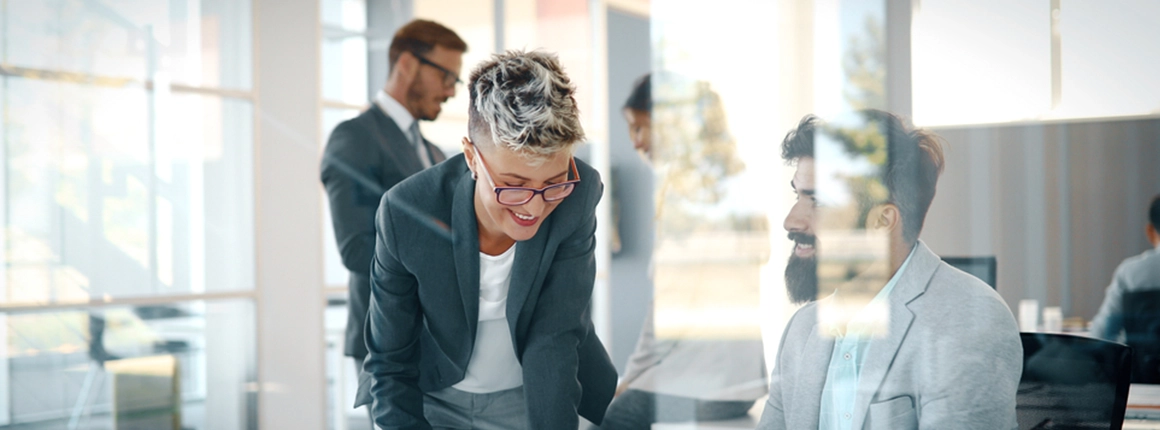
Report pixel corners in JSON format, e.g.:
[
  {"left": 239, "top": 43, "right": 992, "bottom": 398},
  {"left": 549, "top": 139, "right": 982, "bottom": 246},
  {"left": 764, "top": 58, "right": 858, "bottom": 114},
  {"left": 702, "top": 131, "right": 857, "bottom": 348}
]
[{"left": 255, "top": 0, "right": 327, "bottom": 427}]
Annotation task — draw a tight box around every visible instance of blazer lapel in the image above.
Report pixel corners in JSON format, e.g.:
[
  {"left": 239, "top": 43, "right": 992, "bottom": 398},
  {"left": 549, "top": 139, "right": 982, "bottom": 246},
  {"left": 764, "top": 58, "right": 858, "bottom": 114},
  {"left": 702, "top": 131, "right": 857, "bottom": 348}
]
[
  {"left": 367, "top": 105, "right": 425, "bottom": 174},
  {"left": 506, "top": 217, "right": 548, "bottom": 335},
  {"left": 451, "top": 175, "right": 480, "bottom": 334},
  {"left": 789, "top": 318, "right": 834, "bottom": 428},
  {"left": 849, "top": 242, "right": 940, "bottom": 430}
]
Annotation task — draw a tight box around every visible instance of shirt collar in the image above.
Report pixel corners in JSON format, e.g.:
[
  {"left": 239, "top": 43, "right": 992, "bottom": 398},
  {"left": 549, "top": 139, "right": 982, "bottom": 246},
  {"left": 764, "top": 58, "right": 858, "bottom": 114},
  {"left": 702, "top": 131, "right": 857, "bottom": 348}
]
[{"left": 373, "top": 89, "right": 415, "bottom": 132}]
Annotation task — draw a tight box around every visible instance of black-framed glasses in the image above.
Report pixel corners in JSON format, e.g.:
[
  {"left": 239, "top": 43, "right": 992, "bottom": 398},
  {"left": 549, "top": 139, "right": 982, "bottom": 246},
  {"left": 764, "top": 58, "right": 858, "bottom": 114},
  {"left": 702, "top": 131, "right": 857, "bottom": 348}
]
[
  {"left": 464, "top": 137, "right": 581, "bottom": 206},
  {"left": 412, "top": 52, "right": 463, "bottom": 88}
]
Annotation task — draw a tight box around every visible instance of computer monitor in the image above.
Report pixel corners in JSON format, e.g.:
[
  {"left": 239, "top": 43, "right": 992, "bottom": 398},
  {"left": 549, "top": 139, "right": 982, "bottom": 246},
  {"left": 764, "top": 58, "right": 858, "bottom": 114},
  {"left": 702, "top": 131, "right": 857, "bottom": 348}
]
[{"left": 941, "top": 256, "right": 997, "bottom": 290}]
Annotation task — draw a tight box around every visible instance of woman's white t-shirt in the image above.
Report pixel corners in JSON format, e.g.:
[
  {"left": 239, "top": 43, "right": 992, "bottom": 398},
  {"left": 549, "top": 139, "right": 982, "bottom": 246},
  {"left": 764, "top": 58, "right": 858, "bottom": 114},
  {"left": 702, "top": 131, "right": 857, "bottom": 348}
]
[{"left": 452, "top": 244, "right": 524, "bottom": 393}]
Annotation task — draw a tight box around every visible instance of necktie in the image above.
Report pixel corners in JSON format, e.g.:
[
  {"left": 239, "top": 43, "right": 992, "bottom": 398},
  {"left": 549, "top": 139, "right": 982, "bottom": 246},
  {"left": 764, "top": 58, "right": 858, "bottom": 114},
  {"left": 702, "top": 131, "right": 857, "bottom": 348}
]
[{"left": 410, "top": 122, "right": 432, "bottom": 168}]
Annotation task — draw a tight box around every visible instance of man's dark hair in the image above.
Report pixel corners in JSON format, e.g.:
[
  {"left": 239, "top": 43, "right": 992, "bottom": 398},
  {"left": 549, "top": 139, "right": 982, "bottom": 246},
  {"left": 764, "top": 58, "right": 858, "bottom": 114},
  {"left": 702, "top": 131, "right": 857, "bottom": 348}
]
[
  {"left": 623, "top": 74, "right": 651, "bottom": 113},
  {"left": 781, "top": 115, "right": 820, "bottom": 161},
  {"left": 388, "top": 19, "right": 468, "bottom": 72},
  {"left": 1150, "top": 194, "right": 1160, "bottom": 232},
  {"left": 779, "top": 110, "right": 945, "bottom": 243}
]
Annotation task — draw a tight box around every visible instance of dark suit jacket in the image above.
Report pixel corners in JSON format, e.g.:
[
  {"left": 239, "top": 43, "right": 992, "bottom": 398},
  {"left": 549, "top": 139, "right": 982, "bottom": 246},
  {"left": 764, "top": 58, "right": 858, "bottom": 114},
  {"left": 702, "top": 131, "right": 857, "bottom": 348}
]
[
  {"left": 320, "top": 105, "right": 447, "bottom": 360},
  {"left": 355, "top": 153, "right": 617, "bottom": 429}
]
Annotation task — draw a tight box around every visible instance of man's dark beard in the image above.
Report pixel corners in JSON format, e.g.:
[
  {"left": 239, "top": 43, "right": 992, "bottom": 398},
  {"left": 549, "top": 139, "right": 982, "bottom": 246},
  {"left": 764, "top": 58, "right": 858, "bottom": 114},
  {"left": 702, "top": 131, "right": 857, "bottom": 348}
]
[{"left": 785, "top": 232, "right": 818, "bottom": 304}]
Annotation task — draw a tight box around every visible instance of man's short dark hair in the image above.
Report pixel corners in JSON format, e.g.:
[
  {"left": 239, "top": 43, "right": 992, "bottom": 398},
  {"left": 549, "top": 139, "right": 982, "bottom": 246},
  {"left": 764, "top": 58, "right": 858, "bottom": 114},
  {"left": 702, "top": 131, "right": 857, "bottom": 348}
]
[
  {"left": 781, "top": 115, "right": 820, "bottom": 161},
  {"left": 388, "top": 19, "right": 468, "bottom": 72},
  {"left": 1150, "top": 194, "right": 1160, "bottom": 232},
  {"left": 623, "top": 74, "right": 651, "bottom": 113},
  {"left": 779, "top": 110, "right": 946, "bottom": 243}
]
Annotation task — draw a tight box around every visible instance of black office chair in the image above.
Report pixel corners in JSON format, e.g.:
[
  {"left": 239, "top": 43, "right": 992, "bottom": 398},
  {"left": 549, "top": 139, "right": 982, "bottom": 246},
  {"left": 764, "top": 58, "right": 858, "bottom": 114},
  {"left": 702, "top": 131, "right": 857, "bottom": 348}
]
[
  {"left": 1017, "top": 332, "right": 1132, "bottom": 430},
  {"left": 1122, "top": 290, "right": 1160, "bottom": 383}
]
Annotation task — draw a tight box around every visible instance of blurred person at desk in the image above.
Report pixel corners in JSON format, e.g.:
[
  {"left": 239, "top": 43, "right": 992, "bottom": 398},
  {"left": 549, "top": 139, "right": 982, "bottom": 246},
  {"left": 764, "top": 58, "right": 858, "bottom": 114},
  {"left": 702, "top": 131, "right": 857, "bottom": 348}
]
[
  {"left": 321, "top": 19, "right": 465, "bottom": 382},
  {"left": 1089, "top": 194, "right": 1160, "bottom": 342},
  {"left": 590, "top": 75, "right": 766, "bottom": 430},
  {"left": 758, "top": 111, "right": 1022, "bottom": 429},
  {"left": 356, "top": 51, "right": 616, "bottom": 429}
]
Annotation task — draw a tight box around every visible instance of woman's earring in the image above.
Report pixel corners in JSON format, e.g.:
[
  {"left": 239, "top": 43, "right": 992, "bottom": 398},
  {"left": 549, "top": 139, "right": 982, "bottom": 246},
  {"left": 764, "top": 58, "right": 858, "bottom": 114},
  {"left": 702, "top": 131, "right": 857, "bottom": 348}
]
[{"left": 472, "top": 171, "right": 478, "bottom": 180}]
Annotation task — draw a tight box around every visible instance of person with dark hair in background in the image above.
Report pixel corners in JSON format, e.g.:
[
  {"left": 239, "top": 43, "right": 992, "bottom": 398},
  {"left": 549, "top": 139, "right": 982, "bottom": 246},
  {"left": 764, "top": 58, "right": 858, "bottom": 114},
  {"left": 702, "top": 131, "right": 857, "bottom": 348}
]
[
  {"left": 591, "top": 74, "right": 766, "bottom": 430},
  {"left": 320, "top": 19, "right": 466, "bottom": 397},
  {"left": 759, "top": 111, "right": 1022, "bottom": 429},
  {"left": 1089, "top": 194, "right": 1160, "bottom": 341},
  {"left": 623, "top": 74, "right": 652, "bottom": 160},
  {"left": 355, "top": 50, "right": 616, "bottom": 430}
]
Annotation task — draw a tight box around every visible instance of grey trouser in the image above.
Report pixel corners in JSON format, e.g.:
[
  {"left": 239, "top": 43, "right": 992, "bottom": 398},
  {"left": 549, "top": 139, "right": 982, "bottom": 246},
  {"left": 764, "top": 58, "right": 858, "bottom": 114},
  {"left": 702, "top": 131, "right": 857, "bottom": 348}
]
[
  {"left": 589, "top": 389, "right": 755, "bottom": 430},
  {"left": 423, "top": 385, "right": 528, "bottom": 430}
]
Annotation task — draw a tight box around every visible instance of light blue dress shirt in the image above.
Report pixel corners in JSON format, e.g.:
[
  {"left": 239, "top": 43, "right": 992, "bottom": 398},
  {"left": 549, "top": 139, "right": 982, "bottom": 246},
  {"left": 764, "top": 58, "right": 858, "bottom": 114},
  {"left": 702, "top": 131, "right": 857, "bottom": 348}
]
[{"left": 818, "top": 246, "right": 916, "bottom": 430}]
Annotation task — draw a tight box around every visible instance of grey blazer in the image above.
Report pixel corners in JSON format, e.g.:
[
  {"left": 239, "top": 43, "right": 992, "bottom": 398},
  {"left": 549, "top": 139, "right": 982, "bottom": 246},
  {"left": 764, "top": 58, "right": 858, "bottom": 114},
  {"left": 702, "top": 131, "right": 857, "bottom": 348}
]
[
  {"left": 355, "top": 153, "right": 617, "bottom": 429},
  {"left": 320, "top": 105, "right": 446, "bottom": 360},
  {"left": 758, "top": 241, "right": 1022, "bottom": 430}
]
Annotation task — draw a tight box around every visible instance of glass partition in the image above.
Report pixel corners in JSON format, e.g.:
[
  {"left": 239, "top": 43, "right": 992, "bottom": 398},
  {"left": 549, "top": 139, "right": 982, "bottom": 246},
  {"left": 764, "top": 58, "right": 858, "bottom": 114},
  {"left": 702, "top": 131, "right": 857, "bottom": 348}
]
[{"left": 4, "top": 299, "right": 256, "bottom": 429}]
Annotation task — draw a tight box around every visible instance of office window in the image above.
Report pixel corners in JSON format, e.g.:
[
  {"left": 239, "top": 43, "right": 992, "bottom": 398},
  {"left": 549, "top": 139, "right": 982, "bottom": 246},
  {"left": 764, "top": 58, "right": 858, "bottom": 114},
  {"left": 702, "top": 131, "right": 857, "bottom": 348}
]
[
  {"left": 1054, "top": 0, "right": 1160, "bottom": 120},
  {"left": 414, "top": 0, "right": 496, "bottom": 155},
  {"left": 912, "top": 0, "right": 1160, "bottom": 126},
  {"left": 322, "top": 0, "right": 369, "bottom": 105},
  {"left": 2, "top": 0, "right": 257, "bottom": 427},
  {"left": 319, "top": 0, "right": 369, "bottom": 290},
  {"left": 911, "top": 0, "right": 1051, "bottom": 126}
]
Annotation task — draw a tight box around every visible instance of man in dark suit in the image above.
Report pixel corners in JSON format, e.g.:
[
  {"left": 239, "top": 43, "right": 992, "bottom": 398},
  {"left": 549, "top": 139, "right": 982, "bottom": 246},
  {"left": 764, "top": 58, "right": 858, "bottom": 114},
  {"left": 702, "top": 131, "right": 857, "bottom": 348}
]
[
  {"left": 321, "top": 20, "right": 466, "bottom": 379},
  {"left": 356, "top": 50, "right": 617, "bottom": 429}
]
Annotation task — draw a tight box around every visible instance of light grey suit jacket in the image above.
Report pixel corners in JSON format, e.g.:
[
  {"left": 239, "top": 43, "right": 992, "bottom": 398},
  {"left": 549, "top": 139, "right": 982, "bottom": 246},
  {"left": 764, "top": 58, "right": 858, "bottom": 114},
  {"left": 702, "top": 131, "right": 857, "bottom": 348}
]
[{"left": 758, "top": 241, "right": 1022, "bottom": 430}]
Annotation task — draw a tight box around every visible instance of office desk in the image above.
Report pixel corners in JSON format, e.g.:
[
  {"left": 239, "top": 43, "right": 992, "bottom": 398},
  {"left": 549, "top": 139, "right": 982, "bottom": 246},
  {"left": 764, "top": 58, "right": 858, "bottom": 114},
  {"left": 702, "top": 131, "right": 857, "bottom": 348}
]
[
  {"left": 1127, "top": 384, "right": 1160, "bottom": 428},
  {"left": 1126, "top": 419, "right": 1160, "bottom": 429}
]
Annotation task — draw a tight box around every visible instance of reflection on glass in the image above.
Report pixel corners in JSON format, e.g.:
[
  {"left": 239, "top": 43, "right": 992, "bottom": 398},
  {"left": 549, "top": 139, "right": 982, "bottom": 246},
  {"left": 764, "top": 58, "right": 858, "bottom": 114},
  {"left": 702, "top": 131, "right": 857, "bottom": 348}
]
[
  {"left": 2, "top": 0, "right": 253, "bottom": 90},
  {"left": 644, "top": 1, "right": 777, "bottom": 414},
  {"left": 813, "top": 112, "right": 895, "bottom": 335},
  {"left": 651, "top": 74, "right": 759, "bottom": 340},
  {"left": 2, "top": 300, "right": 256, "bottom": 429},
  {"left": 413, "top": 0, "right": 495, "bottom": 155},
  {"left": 324, "top": 292, "right": 366, "bottom": 430},
  {"left": 3, "top": 78, "right": 255, "bottom": 303},
  {"left": 321, "top": 0, "right": 368, "bottom": 104}
]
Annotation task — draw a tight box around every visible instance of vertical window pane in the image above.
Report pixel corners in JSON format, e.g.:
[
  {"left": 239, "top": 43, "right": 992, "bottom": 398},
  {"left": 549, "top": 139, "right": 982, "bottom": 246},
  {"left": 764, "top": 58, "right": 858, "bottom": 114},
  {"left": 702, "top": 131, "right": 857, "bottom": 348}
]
[
  {"left": 321, "top": 0, "right": 367, "bottom": 31},
  {"left": 321, "top": 0, "right": 368, "bottom": 104},
  {"left": 649, "top": 0, "right": 773, "bottom": 386},
  {"left": 322, "top": 35, "right": 369, "bottom": 104},
  {"left": 414, "top": 0, "right": 495, "bottom": 155},
  {"left": 1056, "top": 0, "right": 1160, "bottom": 119},
  {"left": 3, "top": 78, "right": 254, "bottom": 303},
  {"left": 911, "top": 0, "right": 1051, "bottom": 126}
]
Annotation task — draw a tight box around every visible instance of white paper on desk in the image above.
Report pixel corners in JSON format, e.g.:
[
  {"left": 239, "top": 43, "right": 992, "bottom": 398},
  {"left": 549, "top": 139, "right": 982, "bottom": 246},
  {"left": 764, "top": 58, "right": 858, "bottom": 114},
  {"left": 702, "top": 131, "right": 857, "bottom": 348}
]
[{"left": 1127, "top": 384, "right": 1160, "bottom": 420}]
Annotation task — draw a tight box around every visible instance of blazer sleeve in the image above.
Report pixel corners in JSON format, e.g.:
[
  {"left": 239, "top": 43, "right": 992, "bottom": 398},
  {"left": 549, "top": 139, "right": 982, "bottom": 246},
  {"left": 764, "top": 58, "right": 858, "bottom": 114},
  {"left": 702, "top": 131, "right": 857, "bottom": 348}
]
[
  {"left": 916, "top": 297, "right": 1022, "bottom": 430},
  {"left": 320, "top": 122, "right": 383, "bottom": 278},
  {"left": 520, "top": 185, "right": 602, "bottom": 428},
  {"left": 363, "top": 196, "right": 429, "bottom": 429},
  {"left": 756, "top": 307, "right": 803, "bottom": 430}
]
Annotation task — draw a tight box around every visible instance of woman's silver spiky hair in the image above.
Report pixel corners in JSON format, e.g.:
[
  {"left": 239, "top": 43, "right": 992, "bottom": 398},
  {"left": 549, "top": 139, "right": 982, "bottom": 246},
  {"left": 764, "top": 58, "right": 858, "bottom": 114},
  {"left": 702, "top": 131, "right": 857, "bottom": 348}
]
[{"left": 467, "top": 50, "right": 585, "bottom": 161}]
